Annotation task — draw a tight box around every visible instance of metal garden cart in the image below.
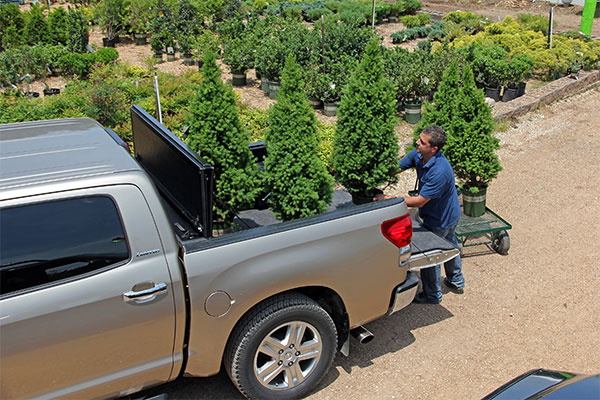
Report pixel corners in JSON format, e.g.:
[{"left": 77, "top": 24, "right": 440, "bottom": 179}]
[{"left": 455, "top": 207, "right": 512, "bottom": 255}]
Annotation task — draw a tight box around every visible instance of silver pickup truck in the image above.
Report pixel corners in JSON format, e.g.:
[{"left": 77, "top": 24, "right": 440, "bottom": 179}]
[{"left": 0, "top": 106, "right": 458, "bottom": 399}]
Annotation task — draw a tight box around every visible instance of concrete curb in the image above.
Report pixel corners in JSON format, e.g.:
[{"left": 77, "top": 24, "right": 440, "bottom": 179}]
[{"left": 492, "top": 69, "right": 600, "bottom": 120}]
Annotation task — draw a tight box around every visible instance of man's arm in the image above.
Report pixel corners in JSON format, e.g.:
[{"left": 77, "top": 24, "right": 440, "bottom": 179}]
[
  {"left": 403, "top": 195, "right": 430, "bottom": 208},
  {"left": 373, "top": 193, "right": 430, "bottom": 208}
]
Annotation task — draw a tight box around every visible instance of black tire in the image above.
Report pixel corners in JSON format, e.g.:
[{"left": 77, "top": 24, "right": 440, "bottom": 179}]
[
  {"left": 224, "top": 293, "right": 337, "bottom": 399},
  {"left": 492, "top": 231, "right": 510, "bottom": 255}
]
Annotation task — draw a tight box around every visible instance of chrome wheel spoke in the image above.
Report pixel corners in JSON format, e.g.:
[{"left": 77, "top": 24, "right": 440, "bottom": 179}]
[
  {"left": 260, "top": 337, "right": 283, "bottom": 358},
  {"left": 257, "top": 360, "right": 283, "bottom": 384},
  {"left": 285, "top": 362, "right": 306, "bottom": 388}
]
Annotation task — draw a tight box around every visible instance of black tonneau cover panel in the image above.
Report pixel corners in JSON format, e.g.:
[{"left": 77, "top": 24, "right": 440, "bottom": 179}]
[{"left": 131, "top": 105, "right": 213, "bottom": 238}]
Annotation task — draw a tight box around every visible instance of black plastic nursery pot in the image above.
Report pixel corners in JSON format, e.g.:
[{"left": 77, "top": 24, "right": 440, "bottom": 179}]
[
  {"left": 43, "top": 88, "right": 60, "bottom": 96},
  {"left": 102, "top": 37, "right": 116, "bottom": 48},
  {"left": 502, "top": 87, "right": 518, "bottom": 102},
  {"left": 484, "top": 87, "right": 501, "bottom": 102}
]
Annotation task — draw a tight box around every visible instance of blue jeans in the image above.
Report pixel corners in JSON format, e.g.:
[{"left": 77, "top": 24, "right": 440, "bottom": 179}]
[{"left": 420, "top": 224, "right": 464, "bottom": 302}]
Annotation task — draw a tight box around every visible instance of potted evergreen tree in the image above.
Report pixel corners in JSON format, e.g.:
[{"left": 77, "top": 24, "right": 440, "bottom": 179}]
[
  {"left": 332, "top": 38, "right": 399, "bottom": 204},
  {"left": 264, "top": 54, "right": 333, "bottom": 220},
  {"left": 185, "top": 50, "right": 262, "bottom": 228},
  {"left": 415, "top": 60, "right": 502, "bottom": 217}
]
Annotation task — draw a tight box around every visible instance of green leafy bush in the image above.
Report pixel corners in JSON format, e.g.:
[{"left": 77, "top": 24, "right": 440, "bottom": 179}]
[
  {"left": 516, "top": 13, "right": 548, "bottom": 35},
  {"left": 333, "top": 38, "right": 398, "bottom": 198},
  {"left": 66, "top": 7, "right": 90, "bottom": 53},
  {"left": 0, "top": 3, "right": 25, "bottom": 49},
  {"left": 399, "top": 13, "right": 430, "bottom": 28},
  {"left": 391, "top": 21, "right": 446, "bottom": 43},
  {"left": 265, "top": 54, "right": 333, "bottom": 220},
  {"left": 185, "top": 51, "right": 261, "bottom": 222},
  {"left": 48, "top": 8, "right": 70, "bottom": 46},
  {"left": 24, "top": 4, "right": 50, "bottom": 46}
]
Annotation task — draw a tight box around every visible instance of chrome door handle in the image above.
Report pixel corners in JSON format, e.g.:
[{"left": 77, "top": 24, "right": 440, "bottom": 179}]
[{"left": 123, "top": 282, "right": 168, "bottom": 303}]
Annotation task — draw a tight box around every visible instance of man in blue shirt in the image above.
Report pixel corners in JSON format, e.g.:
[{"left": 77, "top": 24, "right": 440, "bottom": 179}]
[{"left": 376, "top": 125, "right": 464, "bottom": 304}]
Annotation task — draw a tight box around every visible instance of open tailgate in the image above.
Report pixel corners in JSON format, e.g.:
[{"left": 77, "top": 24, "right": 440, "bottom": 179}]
[{"left": 408, "top": 217, "right": 460, "bottom": 271}]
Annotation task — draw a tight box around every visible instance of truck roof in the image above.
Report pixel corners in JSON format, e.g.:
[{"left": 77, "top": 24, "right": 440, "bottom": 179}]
[{"left": 0, "top": 118, "right": 140, "bottom": 193}]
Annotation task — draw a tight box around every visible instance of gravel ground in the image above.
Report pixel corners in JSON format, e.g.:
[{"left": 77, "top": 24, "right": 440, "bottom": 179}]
[{"left": 141, "top": 86, "right": 600, "bottom": 399}]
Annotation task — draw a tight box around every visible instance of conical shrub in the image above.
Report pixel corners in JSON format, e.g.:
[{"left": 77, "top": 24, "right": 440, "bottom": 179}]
[
  {"left": 265, "top": 54, "right": 333, "bottom": 221},
  {"left": 332, "top": 37, "right": 399, "bottom": 197},
  {"left": 186, "top": 50, "right": 261, "bottom": 223}
]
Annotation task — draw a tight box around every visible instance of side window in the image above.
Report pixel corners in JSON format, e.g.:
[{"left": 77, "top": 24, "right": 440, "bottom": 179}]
[{"left": 0, "top": 196, "right": 129, "bottom": 296}]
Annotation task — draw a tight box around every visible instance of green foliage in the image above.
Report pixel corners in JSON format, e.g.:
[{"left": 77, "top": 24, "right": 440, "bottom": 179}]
[
  {"left": 255, "top": 18, "right": 316, "bottom": 81},
  {"left": 0, "top": 44, "right": 72, "bottom": 87},
  {"left": 57, "top": 48, "right": 119, "bottom": 78},
  {"left": 265, "top": 54, "right": 333, "bottom": 220},
  {"left": 505, "top": 53, "right": 533, "bottom": 87},
  {"left": 191, "top": 28, "right": 221, "bottom": 60},
  {"left": 185, "top": 51, "right": 261, "bottom": 222},
  {"left": 176, "top": 0, "right": 201, "bottom": 54},
  {"left": 305, "top": 7, "right": 332, "bottom": 21},
  {"left": 66, "top": 7, "right": 90, "bottom": 53},
  {"left": 415, "top": 62, "right": 501, "bottom": 191},
  {"left": 391, "top": 21, "right": 446, "bottom": 43},
  {"left": 451, "top": 16, "right": 600, "bottom": 79},
  {"left": 239, "top": 105, "right": 270, "bottom": 142},
  {"left": 333, "top": 38, "right": 398, "bottom": 197},
  {"left": 24, "top": 4, "right": 50, "bottom": 46},
  {"left": 97, "top": 0, "right": 129, "bottom": 40},
  {"left": 383, "top": 46, "right": 433, "bottom": 102},
  {"left": 399, "top": 13, "right": 430, "bottom": 28},
  {"left": 150, "top": 0, "right": 178, "bottom": 51},
  {"left": 126, "top": 0, "right": 153, "bottom": 35},
  {"left": 222, "top": 36, "right": 255, "bottom": 73},
  {"left": 48, "top": 8, "right": 70, "bottom": 46},
  {"left": 516, "top": 13, "right": 548, "bottom": 35},
  {"left": 0, "top": 3, "right": 25, "bottom": 49}
]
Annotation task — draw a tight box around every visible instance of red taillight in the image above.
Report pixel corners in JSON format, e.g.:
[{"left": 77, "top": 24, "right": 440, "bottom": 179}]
[{"left": 381, "top": 214, "right": 412, "bottom": 248}]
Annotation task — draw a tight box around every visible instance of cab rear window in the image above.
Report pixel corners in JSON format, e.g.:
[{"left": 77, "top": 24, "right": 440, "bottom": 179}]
[{"left": 0, "top": 196, "right": 129, "bottom": 296}]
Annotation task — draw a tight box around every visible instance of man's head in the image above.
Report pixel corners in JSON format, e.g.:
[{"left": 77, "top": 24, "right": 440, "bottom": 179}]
[{"left": 416, "top": 125, "right": 446, "bottom": 160}]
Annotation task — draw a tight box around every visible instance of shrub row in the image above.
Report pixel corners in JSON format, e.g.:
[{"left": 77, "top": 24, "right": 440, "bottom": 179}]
[
  {"left": 391, "top": 21, "right": 446, "bottom": 43},
  {"left": 0, "top": 3, "right": 88, "bottom": 52}
]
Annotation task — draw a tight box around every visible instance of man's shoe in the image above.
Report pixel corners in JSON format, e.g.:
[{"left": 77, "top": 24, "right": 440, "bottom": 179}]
[
  {"left": 412, "top": 292, "right": 441, "bottom": 304},
  {"left": 443, "top": 279, "right": 464, "bottom": 294}
]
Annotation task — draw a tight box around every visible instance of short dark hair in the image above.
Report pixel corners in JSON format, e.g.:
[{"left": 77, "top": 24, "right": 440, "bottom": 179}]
[{"left": 422, "top": 125, "right": 446, "bottom": 150}]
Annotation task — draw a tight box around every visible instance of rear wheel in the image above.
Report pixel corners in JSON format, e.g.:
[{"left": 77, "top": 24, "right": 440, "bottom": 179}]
[{"left": 224, "top": 293, "right": 337, "bottom": 399}]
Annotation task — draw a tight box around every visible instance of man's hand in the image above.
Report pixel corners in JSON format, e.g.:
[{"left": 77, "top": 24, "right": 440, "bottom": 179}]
[{"left": 373, "top": 193, "right": 394, "bottom": 201}]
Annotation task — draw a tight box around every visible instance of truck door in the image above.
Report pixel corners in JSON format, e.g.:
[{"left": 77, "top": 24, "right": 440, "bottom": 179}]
[{"left": 0, "top": 185, "right": 178, "bottom": 399}]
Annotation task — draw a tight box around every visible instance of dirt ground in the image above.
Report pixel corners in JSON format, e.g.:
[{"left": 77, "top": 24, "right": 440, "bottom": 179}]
[{"left": 140, "top": 83, "right": 600, "bottom": 400}]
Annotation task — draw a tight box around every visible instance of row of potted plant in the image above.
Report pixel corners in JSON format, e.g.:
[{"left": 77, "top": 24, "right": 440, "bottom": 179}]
[{"left": 0, "top": 3, "right": 88, "bottom": 52}]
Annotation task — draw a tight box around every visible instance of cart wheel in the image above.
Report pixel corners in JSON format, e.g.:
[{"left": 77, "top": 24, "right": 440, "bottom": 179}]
[{"left": 492, "top": 231, "right": 510, "bottom": 255}]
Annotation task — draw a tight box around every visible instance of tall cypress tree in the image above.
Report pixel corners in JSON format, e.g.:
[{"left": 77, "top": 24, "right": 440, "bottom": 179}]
[
  {"left": 265, "top": 54, "right": 333, "bottom": 221},
  {"left": 332, "top": 37, "right": 399, "bottom": 199},
  {"left": 186, "top": 50, "right": 261, "bottom": 223}
]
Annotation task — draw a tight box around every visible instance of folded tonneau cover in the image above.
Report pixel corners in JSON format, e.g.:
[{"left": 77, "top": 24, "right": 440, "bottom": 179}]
[{"left": 408, "top": 217, "right": 460, "bottom": 271}]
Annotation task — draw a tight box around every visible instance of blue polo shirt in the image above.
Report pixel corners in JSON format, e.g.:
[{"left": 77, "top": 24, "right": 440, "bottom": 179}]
[{"left": 400, "top": 149, "right": 461, "bottom": 230}]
